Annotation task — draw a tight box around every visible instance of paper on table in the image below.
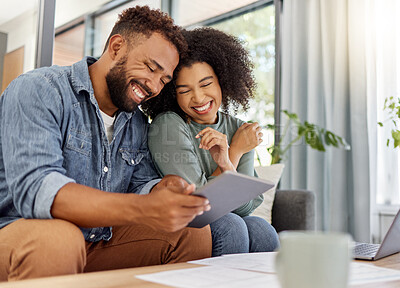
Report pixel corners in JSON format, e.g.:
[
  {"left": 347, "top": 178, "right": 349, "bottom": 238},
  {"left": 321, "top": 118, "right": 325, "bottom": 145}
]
[
  {"left": 188, "top": 252, "right": 277, "bottom": 273},
  {"left": 350, "top": 262, "right": 400, "bottom": 285},
  {"left": 136, "top": 253, "right": 400, "bottom": 288},
  {"left": 136, "top": 266, "right": 280, "bottom": 288}
]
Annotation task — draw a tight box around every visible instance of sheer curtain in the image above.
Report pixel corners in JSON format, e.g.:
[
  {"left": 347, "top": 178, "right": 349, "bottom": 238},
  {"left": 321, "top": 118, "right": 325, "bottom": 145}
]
[{"left": 278, "top": 0, "right": 400, "bottom": 241}]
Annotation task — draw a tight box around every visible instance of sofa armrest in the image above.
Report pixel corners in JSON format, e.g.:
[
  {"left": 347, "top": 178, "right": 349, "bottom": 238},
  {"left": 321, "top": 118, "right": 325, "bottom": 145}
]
[{"left": 271, "top": 189, "right": 316, "bottom": 233}]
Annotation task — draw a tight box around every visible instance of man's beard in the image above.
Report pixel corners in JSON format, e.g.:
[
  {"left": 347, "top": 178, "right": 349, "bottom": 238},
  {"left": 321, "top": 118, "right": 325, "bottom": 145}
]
[{"left": 105, "top": 56, "right": 139, "bottom": 113}]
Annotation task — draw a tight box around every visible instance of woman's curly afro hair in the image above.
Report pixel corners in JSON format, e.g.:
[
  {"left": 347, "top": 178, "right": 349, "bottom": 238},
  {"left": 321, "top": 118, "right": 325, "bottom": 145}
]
[
  {"left": 103, "top": 5, "right": 187, "bottom": 55},
  {"left": 141, "top": 27, "right": 256, "bottom": 120}
]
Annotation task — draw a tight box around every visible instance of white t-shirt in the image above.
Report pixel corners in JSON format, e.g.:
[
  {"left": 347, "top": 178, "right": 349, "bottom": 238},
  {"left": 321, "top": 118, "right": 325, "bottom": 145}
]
[{"left": 100, "top": 110, "right": 115, "bottom": 143}]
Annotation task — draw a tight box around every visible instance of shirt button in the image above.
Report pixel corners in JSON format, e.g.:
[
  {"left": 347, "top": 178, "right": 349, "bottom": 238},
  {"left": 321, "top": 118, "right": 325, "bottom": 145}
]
[
  {"left": 90, "top": 234, "right": 95, "bottom": 239},
  {"left": 131, "top": 159, "right": 135, "bottom": 165},
  {"left": 103, "top": 166, "right": 108, "bottom": 173}
]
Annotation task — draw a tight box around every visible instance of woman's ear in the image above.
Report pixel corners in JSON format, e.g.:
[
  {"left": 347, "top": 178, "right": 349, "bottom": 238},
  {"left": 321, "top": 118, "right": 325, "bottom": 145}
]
[{"left": 106, "top": 34, "right": 125, "bottom": 60}]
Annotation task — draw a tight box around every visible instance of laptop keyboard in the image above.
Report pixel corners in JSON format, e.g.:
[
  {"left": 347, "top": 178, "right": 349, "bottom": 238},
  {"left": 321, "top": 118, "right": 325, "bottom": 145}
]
[{"left": 354, "top": 242, "right": 381, "bottom": 257}]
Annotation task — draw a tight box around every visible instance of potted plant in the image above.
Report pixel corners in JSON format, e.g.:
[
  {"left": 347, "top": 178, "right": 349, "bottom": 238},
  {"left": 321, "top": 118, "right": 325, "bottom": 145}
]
[{"left": 265, "top": 110, "right": 350, "bottom": 165}]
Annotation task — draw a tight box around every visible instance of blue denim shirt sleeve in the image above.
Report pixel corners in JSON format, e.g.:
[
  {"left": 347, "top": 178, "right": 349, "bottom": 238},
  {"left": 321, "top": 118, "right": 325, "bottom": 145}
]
[{"left": 1, "top": 73, "right": 75, "bottom": 220}]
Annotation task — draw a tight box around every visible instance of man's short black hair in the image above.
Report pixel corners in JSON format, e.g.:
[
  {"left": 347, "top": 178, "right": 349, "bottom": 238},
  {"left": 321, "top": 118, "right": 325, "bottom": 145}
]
[{"left": 103, "top": 5, "right": 187, "bottom": 56}]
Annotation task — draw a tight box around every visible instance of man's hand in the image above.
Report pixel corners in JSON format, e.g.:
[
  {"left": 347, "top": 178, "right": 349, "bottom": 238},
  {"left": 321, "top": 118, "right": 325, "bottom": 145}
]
[
  {"left": 142, "top": 175, "right": 210, "bottom": 232},
  {"left": 52, "top": 176, "right": 210, "bottom": 233}
]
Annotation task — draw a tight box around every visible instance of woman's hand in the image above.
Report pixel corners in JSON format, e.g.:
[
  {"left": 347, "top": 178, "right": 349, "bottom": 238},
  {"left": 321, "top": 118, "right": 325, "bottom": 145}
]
[
  {"left": 196, "top": 127, "right": 235, "bottom": 172},
  {"left": 230, "top": 122, "right": 263, "bottom": 155}
]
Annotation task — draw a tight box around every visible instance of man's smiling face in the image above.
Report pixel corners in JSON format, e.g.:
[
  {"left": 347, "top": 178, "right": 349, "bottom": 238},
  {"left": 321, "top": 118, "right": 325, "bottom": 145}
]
[{"left": 105, "top": 33, "right": 179, "bottom": 113}]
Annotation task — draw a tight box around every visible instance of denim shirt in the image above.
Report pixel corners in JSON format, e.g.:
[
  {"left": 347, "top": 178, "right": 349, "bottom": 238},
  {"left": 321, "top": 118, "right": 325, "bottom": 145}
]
[{"left": 0, "top": 57, "right": 160, "bottom": 242}]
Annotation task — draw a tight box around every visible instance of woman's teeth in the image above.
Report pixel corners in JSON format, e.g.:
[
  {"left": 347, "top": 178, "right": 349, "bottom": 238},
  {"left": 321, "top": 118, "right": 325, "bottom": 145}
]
[{"left": 193, "top": 101, "right": 211, "bottom": 112}]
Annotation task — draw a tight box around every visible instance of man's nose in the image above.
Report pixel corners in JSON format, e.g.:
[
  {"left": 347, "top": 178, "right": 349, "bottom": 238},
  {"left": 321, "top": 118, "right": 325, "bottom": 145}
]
[{"left": 145, "top": 78, "right": 161, "bottom": 96}]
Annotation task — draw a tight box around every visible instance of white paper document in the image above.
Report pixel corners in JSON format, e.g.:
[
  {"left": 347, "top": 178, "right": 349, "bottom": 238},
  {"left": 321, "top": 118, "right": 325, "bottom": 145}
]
[
  {"left": 136, "top": 266, "right": 280, "bottom": 288},
  {"left": 136, "top": 252, "right": 400, "bottom": 288},
  {"left": 188, "top": 252, "right": 277, "bottom": 273},
  {"left": 349, "top": 262, "right": 400, "bottom": 285}
]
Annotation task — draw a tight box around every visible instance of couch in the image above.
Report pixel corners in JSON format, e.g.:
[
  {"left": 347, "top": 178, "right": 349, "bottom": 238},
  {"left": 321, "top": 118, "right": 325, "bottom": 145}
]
[{"left": 271, "top": 189, "right": 316, "bottom": 233}]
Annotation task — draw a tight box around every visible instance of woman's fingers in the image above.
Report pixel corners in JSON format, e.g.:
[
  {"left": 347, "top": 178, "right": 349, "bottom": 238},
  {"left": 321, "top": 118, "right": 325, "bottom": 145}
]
[
  {"left": 195, "top": 127, "right": 214, "bottom": 138},
  {"left": 201, "top": 135, "right": 223, "bottom": 149},
  {"left": 197, "top": 129, "right": 227, "bottom": 150},
  {"left": 206, "top": 138, "right": 226, "bottom": 150}
]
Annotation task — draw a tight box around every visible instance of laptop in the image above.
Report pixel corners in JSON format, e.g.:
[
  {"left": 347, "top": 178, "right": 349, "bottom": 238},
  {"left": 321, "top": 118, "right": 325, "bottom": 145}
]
[{"left": 354, "top": 208, "right": 400, "bottom": 260}]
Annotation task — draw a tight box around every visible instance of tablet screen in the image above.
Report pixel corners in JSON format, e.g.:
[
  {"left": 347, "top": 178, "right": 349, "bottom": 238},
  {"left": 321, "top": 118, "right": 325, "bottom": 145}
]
[{"left": 188, "top": 171, "right": 274, "bottom": 228}]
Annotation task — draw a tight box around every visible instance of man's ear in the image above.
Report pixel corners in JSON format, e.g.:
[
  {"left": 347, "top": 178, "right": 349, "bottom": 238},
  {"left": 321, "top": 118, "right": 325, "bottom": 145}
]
[{"left": 107, "top": 34, "right": 125, "bottom": 60}]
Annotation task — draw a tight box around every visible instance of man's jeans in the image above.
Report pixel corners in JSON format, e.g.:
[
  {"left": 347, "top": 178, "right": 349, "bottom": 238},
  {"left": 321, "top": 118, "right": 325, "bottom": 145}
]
[{"left": 210, "top": 213, "right": 280, "bottom": 257}]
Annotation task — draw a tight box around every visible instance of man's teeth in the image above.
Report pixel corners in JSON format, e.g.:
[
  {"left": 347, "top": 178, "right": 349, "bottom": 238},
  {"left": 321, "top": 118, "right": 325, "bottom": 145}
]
[
  {"left": 132, "top": 85, "right": 145, "bottom": 99},
  {"left": 193, "top": 101, "right": 211, "bottom": 112}
]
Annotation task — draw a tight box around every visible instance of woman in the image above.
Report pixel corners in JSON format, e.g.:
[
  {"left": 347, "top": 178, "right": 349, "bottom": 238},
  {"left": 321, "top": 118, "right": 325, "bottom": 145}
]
[{"left": 142, "top": 27, "right": 279, "bottom": 256}]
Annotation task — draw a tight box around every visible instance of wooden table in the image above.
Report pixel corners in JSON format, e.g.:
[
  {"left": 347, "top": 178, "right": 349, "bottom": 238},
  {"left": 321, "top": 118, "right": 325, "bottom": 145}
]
[
  {"left": 1, "top": 253, "right": 400, "bottom": 288},
  {"left": 352, "top": 253, "right": 400, "bottom": 288}
]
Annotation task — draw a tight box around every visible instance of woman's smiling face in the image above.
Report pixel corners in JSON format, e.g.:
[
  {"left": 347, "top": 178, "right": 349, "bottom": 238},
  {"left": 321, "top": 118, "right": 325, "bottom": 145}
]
[{"left": 175, "top": 62, "right": 222, "bottom": 125}]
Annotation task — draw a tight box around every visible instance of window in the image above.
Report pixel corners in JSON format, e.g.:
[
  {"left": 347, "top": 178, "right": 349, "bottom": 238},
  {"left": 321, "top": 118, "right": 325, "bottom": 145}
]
[
  {"left": 53, "top": 24, "right": 85, "bottom": 66},
  {"left": 92, "top": 0, "right": 161, "bottom": 57},
  {"left": 53, "top": 1, "right": 161, "bottom": 63},
  {"left": 172, "top": 0, "right": 259, "bottom": 27},
  {"left": 374, "top": 2, "right": 400, "bottom": 207},
  {"left": 210, "top": 5, "right": 275, "bottom": 166}
]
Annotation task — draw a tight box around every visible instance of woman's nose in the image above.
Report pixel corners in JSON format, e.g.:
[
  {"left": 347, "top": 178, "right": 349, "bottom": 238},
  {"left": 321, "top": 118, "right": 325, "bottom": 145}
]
[{"left": 192, "top": 89, "right": 206, "bottom": 104}]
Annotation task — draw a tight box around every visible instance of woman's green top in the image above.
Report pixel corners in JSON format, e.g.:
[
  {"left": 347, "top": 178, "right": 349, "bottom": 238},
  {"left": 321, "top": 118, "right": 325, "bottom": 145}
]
[{"left": 148, "top": 111, "right": 263, "bottom": 217}]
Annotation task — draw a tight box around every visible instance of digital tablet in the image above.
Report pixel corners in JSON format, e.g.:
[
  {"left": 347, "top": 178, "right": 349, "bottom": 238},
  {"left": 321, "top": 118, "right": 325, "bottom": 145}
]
[{"left": 187, "top": 171, "right": 275, "bottom": 228}]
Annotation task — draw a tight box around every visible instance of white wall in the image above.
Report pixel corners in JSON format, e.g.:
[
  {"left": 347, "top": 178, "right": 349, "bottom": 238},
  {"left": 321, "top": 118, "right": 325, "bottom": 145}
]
[{"left": 0, "top": 9, "right": 38, "bottom": 73}]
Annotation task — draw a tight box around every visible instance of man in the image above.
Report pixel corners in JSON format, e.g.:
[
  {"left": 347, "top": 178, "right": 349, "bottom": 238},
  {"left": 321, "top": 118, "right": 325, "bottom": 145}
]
[{"left": 0, "top": 6, "right": 211, "bottom": 281}]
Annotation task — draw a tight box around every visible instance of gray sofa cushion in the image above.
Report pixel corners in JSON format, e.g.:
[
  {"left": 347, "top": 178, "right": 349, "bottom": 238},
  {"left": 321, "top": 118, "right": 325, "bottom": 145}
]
[{"left": 271, "top": 189, "right": 316, "bottom": 233}]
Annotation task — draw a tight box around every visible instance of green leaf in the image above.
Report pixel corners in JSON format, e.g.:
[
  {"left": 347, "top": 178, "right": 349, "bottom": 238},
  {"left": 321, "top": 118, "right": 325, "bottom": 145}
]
[
  {"left": 304, "top": 124, "right": 325, "bottom": 151},
  {"left": 392, "top": 130, "right": 400, "bottom": 148},
  {"left": 378, "top": 122, "right": 383, "bottom": 127},
  {"left": 297, "top": 124, "right": 306, "bottom": 135},
  {"left": 325, "top": 131, "right": 339, "bottom": 147},
  {"left": 282, "top": 110, "right": 298, "bottom": 120}
]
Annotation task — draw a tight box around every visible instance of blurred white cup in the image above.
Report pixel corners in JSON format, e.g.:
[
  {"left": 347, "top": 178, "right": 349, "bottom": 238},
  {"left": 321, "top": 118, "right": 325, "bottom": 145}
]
[{"left": 275, "top": 231, "right": 353, "bottom": 288}]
